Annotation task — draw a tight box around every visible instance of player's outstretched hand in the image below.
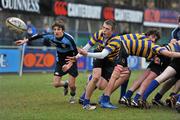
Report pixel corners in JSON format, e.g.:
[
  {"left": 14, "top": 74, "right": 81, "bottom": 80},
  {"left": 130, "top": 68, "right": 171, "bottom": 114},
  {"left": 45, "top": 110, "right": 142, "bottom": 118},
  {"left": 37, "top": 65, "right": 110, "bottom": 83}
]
[
  {"left": 170, "top": 39, "right": 177, "bottom": 45},
  {"left": 78, "top": 48, "right": 88, "bottom": 56},
  {"left": 62, "top": 62, "right": 73, "bottom": 72},
  {"left": 65, "top": 56, "right": 76, "bottom": 63},
  {"left": 15, "top": 38, "right": 28, "bottom": 45}
]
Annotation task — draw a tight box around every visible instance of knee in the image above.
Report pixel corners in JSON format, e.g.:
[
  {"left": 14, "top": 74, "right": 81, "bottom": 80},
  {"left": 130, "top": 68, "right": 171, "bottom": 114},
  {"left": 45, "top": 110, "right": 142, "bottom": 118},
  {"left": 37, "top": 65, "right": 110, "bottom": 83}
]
[
  {"left": 98, "top": 86, "right": 105, "bottom": 90},
  {"left": 92, "top": 76, "right": 100, "bottom": 84},
  {"left": 53, "top": 82, "right": 60, "bottom": 88}
]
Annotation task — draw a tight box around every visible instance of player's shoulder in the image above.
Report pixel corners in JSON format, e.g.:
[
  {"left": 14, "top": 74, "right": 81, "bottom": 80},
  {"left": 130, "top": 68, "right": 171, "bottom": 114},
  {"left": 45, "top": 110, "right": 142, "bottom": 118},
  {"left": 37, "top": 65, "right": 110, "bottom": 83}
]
[
  {"left": 64, "top": 32, "right": 74, "bottom": 40},
  {"left": 95, "top": 30, "right": 103, "bottom": 36}
]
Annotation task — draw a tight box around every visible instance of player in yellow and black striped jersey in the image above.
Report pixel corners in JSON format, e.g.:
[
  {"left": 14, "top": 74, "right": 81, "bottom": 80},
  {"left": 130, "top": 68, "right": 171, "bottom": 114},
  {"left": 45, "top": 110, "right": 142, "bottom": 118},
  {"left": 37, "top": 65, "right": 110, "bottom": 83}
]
[
  {"left": 74, "top": 20, "right": 128, "bottom": 110},
  {"left": 79, "top": 29, "right": 180, "bottom": 108},
  {"left": 89, "top": 30, "right": 121, "bottom": 61},
  {"left": 63, "top": 20, "right": 129, "bottom": 109},
  {"left": 117, "top": 33, "right": 164, "bottom": 66},
  {"left": 96, "top": 32, "right": 180, "bottom": 109}
]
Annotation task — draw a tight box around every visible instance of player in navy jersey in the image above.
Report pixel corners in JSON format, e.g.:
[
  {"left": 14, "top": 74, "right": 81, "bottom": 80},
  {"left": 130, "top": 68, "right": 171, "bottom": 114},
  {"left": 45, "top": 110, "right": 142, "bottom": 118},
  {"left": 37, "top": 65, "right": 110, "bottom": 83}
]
[
  {"left": 15, "top": 21, "right": 78, "bottom": 103},
  {"left": 170, "top": 16, "right": 180, "bottom": 43}
]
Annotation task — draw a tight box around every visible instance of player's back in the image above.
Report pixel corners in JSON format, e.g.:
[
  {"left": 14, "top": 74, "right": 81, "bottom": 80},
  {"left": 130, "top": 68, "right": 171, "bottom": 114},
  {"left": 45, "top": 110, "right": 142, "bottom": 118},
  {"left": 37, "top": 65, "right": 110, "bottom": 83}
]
[{"left": 120, "top": 33, "right": 161, "bottom": 60}]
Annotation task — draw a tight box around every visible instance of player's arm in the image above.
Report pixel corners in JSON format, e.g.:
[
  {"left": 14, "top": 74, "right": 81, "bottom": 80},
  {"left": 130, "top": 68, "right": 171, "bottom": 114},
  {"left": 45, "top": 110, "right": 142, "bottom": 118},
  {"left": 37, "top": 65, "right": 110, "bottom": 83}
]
[
  {"left": 63, "top": 40, "right": 94, "bottom": 72},
  {"left": 160, "top": 49, "right": 180, "bottom": 58},
  {"left": 75, "top": 43, "right": 92, "bottom": 58},
  {"left": 170, "top": 27, "right": 178, "bottom": 44},
  {"left": 15, "top": 33, "right": 49, "bottom": 45},
  {"left": 78, "top": 48, "right": 110, "bottom": 59},
  {"left": 80, "top": 38, "right": 120, "bottom": 59}
]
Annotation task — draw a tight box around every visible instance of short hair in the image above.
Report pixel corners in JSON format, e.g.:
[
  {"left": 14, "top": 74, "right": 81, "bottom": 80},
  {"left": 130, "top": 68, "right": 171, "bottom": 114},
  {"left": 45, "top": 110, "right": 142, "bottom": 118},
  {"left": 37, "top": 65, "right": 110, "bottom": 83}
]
[
  {"left": 51, "top": 20, "right": 65, "bottom": 31},
  {"left": 104, "top": 19, "right": 116, "bottom": 30},
  {"left": 145, "top": 30, "right": 160, "bottom": 41}
]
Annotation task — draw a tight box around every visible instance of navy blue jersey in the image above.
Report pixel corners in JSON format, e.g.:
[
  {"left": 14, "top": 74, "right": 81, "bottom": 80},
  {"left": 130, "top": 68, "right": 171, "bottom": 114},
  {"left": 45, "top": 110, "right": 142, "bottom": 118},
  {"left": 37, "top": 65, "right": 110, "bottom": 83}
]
[
  {"left": 29, "top": 32, "right": 78, "bottom": 61},
  {"left": 171, "top": 27, "right": 180, "bottom": 41},
  {"left": 42, "top": 32, "right": 77, "bottom": 53}
]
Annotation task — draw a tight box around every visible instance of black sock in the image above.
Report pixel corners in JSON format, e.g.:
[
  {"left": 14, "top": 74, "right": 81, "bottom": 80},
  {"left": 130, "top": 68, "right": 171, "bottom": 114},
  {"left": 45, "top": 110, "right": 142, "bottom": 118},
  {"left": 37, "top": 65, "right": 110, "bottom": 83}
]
[
  {"left": 154, "top": 92, "right": 162, "bottom": 100},
  {"left": 70, "top": 87, "right": 76, "bottom": 96},
  {"left": 64, "top": 81, "right": 68, "bottom": 88}
]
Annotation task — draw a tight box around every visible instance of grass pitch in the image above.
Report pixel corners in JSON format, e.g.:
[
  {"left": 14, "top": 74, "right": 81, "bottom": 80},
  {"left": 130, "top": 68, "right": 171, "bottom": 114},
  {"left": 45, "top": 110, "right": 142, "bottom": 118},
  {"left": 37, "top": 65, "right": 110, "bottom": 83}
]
[{"left": 0, "top": 71, "right": 179, "bottom": 120}]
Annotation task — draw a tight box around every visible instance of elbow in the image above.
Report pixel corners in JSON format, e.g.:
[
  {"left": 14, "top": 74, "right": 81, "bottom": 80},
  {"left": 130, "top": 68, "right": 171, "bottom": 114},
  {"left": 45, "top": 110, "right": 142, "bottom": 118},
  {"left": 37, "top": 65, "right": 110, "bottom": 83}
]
[
  {"left": 98, "top": 56, "right": 106, "bottom": 59},
  {"left": 167, "top": 52, "right": 172, "bottom": 57},
  {"left": 96, "top": 54, "right": 106, "bottom": 59}
]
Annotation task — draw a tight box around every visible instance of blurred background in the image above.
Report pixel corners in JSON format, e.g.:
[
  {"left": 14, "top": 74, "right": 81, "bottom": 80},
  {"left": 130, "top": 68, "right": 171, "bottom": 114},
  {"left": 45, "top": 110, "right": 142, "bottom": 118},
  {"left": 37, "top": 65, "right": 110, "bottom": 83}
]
[
  {"left": 0, "top": 0, "right": 179, "bottom": 73},
  {"left": 0, "top": 0, "right": 179, "bottom": 46}
]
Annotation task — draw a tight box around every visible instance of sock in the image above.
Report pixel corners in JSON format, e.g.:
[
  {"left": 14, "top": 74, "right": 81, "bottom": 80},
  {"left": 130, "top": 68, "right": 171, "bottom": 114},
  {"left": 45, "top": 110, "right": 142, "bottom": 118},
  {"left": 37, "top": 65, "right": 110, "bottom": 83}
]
[
  {"left": 70, "top": 91, "right": 76, "bottom": 96},
  {"left": 120, "top": 79, "right": 129, "bottom": 98},
  {"left": 125, "top": 90, "right": 133, "bottom": 99},
  {"left": 80, "top": 92, "right": 86, "bottom": 100},
  {"left": 133, "top": 93, "right": 141, "bottom": 103},
  {"left": 174, "top": 94, "right": 180, "bottom": 99},
  {"left": 83, "top": 99, "right": 90, "bottom": 106},
  {"left": 154, "top": 92, "right": 162, "bottom": 100},
  {"left": 70, "top": 87, "right": 76, "bottom": 96},
  {"left": 88, "top": 74, "right": 92, "bottom": 81},
  {"left": 80, "top": 75, "right": 94, "bottom": 100},
  {"left": 64, "top": 81, "right": 68, "bottom": 88},
  {"left": 178, "top": 95, "right": 180, "bottom": 103},
  {"left": 142, "top": 80, "right": 159, "bottom": 101},
  {"left": 102, "top": 95, "right": 110, "bottom": 103}
]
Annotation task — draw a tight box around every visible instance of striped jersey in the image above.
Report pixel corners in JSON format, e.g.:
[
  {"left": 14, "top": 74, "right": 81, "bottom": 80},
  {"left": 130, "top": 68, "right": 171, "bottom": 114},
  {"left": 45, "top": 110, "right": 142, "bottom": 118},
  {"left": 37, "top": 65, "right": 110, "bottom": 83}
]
[
  {"left": 165, "top": 42, "right": 180, "bottom": 52},
  {"left": 88, "top": 30, "right": 121, "bottom": 61},
  {"left": 120, "top": 33, "right": 166, "bottom": 60}
]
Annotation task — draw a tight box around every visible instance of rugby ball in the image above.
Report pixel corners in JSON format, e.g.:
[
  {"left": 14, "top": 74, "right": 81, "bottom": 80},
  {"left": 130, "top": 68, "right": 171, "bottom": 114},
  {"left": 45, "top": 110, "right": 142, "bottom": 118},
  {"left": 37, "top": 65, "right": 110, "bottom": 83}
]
[{"left": 6, "top": 17, "right": 27, "bottom": 33}]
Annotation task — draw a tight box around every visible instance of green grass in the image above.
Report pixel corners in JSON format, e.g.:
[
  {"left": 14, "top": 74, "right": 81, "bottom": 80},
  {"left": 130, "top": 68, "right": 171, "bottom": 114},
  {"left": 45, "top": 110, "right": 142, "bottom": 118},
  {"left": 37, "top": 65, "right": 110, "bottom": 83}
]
[{"left": 0, "top": 71, "right": 179, "bottom": 120}]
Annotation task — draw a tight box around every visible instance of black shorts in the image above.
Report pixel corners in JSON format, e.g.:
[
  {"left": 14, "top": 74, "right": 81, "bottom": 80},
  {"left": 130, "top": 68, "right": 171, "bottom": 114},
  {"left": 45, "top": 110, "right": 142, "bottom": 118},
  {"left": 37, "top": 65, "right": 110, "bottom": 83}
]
[
  {"left": 54, "top": 51, "right": 78, "bottom": 77},
  {"left": 159, "top": 55, "right": 171, "bottom": 72},
  {"left": 169, "top": 58, "right": 180, "bottom": 79},
  {"left": 93, "top": 58, "right": 116, "bottom": 81},
  {"left": 116, "top": 42, "right": 128, "bottom": 67},
  {"left": 54, "top": 60, "right": 78, "bottom": 77},
  {"left": 147, "top": 61, "right": 162, "bottom": 75}
]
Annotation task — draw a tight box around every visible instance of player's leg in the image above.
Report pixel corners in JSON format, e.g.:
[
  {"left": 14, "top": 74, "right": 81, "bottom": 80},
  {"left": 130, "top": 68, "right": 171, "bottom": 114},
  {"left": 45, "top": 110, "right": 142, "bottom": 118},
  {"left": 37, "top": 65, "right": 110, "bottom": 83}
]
[
  {"left": 118, "top": 57, "right": 129, "bottom": 103},
  {"left": 96, "top": 77, "right": 108, "bottom": 90},
  {"left": 79, "top": 74, "right": 92, "bottom": 104},
  {"left": 68, "top": 61, "right": 78, "bottom": 103},
  {"left": 153, "top": 78, "right": 177, "bottom": 105},
  {"left": 68, "top": 75, "right": 76, "bottom": 103},
  {"left": 100, "top": 67, "right": 129, "bottom": 109},
  {"left": 172, "top": 79, "right": 180, "bottom": 95},
  {"left": 123, "top": 69, "right": 150, "bottom": 102},
  {"left": 119, "top": 79, "right": 129, "bottom": 100},
  {"left": 112, "top": 68, "right": 130, "bottom": 93},
  {"left": 83, "top": 67, "right": 101, "bottom": 110},
  {"left": 165, "top": 79, "right": 180, "bottom": 108},
  {"left": 132, "top": 71, "right": 157, "bottom": 107},
  {"left": 142, "top": 66, "right": 177, "bottom": 102},
  {"left": 53, "top": 62, "right": 68, "bottom": 93}
]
